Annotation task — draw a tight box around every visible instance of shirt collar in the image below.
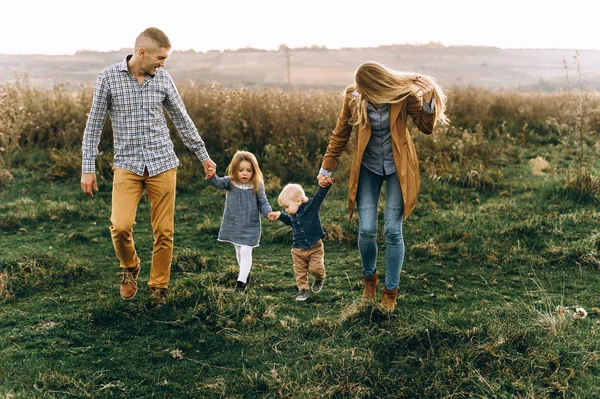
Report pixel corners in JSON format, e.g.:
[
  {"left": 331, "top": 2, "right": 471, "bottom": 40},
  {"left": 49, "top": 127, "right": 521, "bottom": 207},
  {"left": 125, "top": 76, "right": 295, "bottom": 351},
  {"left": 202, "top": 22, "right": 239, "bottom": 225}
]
[
  {"left": 119, "top": 54, "right": 156, "bottom": 78},
  {"left": 118, "top": 55, "right": 133, "bottom": 73},
  {"left": 230, "top": 180, "right": 254, "bottom": 190},
  {"left": 297, "top": 202, "right": 307, "bottom": 214},
  {"left": 367, "top": 102, "right": 389, "bottom": 112}
]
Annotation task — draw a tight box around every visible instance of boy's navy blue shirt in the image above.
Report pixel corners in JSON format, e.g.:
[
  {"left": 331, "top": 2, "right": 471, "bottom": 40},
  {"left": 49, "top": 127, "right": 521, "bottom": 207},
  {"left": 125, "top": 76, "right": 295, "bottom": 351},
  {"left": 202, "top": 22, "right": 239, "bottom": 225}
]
[{"left": 278, "top": 185, "right": 330, "bottom": 249}]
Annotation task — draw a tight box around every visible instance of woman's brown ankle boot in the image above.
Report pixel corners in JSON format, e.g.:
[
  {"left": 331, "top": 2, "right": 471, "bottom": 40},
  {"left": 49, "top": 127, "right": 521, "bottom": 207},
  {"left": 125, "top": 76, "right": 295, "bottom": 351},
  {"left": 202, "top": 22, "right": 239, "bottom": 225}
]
[
  {"left": 380, "top": 286, "right": 399, "bottom": 311},
  {"left": 362, "top": 272, "right": 378, "bottom": 302}
]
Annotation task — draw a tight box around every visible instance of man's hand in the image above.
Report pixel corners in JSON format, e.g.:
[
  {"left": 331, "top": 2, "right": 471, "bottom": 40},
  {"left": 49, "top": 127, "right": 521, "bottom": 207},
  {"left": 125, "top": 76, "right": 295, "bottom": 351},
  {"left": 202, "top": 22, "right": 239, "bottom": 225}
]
[
  {"left": 267, "top": 211, "right": 281, "bottom": 221},
  {"left": 202, "top": 159, "right": 217, "bottom": 179},
  {"left": 81, "top": 173, "right": 98, "bottom": 198}
]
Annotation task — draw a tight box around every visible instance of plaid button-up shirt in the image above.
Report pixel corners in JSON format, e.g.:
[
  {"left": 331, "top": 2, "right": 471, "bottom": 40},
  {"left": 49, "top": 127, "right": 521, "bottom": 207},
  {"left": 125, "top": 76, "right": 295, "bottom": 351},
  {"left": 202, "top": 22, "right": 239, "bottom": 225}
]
[{"left": 82, "top": 55, "right": 210, "bottom": 176}]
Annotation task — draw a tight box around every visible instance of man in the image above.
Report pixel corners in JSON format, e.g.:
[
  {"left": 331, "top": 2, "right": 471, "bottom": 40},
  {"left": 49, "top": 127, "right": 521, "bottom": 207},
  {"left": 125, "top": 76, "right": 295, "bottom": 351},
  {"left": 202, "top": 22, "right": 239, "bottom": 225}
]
[{"left": 80, "top": 27, "right": 215, "bottom": 305}]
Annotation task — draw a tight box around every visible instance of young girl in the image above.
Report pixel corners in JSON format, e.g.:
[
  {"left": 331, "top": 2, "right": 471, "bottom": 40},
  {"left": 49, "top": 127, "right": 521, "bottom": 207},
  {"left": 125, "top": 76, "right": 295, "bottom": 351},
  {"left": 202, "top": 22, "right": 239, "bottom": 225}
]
[{"left": 207, "top": 150, "right": 278, "bottom": 292}]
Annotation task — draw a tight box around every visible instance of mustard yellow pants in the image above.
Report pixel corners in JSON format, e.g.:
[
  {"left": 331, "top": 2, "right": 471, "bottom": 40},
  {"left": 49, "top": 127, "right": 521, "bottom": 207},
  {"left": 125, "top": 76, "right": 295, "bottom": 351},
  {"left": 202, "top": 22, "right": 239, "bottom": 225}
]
[{"left": 110, "top": 168, "right": 177, "bottom": 289}]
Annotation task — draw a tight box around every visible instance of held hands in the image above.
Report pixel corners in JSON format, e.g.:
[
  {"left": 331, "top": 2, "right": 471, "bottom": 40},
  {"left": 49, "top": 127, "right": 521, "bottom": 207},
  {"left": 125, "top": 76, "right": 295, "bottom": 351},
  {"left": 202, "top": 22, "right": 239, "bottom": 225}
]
[
  {"left": 81, "top": 173, "right": 98, "bottom": 198},
  {"left": 317, "top": 174, "right": 333, "bottom": 188},
  {"left": 414, "top": 75, "right": 434, "bottom": 104},
  {"left": 202, "top": 159, "right": 217, "bottom": 179},
  {"left": 267, "top": 211, "right": 281, "bottom": 221}
]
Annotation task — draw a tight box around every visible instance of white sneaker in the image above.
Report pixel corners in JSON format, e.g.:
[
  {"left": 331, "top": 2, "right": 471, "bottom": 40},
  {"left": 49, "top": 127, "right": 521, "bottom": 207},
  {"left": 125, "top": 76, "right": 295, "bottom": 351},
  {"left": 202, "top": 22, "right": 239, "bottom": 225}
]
[
  {"left": 295, "top": 289, "right": 309, "bottom": 301},
  {"left": 311, "top": 280, "right": 324, "bottom": 293}
]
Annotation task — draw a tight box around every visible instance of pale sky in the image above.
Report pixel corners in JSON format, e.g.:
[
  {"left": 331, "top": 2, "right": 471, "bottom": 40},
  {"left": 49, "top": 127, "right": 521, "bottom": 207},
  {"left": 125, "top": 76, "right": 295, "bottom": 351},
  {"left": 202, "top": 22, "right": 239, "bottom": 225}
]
[{"left": 2, "top": 0, "right": 598, "bottom": 54}]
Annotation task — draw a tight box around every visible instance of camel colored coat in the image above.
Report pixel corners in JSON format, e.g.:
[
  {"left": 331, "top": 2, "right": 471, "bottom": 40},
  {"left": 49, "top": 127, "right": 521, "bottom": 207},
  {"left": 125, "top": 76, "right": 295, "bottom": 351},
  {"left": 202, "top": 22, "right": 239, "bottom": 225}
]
[{"left": 321, "top": 85, "right": 435, "bottom": 221}]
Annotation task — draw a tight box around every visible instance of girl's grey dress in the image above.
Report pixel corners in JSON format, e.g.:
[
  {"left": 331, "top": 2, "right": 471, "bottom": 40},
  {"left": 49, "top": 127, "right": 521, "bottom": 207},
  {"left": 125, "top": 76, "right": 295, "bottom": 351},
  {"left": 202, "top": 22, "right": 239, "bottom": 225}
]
[{"left": 207, "top": 176, "right": 273, "bottom": 247}]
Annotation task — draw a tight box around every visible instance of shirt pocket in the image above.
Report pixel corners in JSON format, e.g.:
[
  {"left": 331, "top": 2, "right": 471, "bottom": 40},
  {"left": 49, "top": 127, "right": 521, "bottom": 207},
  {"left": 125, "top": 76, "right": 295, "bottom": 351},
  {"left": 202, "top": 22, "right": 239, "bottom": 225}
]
[{"left": 110, "top": 87, "right": 138, "bottom": 120}]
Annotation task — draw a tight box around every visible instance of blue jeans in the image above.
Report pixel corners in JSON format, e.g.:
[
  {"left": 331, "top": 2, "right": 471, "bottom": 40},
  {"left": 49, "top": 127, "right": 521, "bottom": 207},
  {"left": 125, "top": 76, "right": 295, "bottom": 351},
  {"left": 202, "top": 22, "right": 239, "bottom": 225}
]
[{"left": 356, "top": 166, "right": 405, "bottom": 290}]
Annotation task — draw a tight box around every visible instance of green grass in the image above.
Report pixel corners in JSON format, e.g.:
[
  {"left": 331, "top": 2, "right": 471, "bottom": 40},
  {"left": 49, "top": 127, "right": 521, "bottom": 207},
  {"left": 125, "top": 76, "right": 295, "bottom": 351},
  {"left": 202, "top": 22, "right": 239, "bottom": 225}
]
[{"left": 1, "top": 149, "right": 600, "bottom": 398}]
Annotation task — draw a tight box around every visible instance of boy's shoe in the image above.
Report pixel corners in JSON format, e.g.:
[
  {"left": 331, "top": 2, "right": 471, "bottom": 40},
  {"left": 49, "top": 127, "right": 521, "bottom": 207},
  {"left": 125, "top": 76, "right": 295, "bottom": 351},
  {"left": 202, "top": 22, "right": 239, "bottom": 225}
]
[
  {"left": 149, "top": 287, "right": 168, "bottom": 306},
  {"left": 234, "top": 280, "right": 247, "bottom": 293},
  {"left": 120, "top": 265, "right": 140, "bottom": 300},
  {"left": 295, "top": 289, "right": 309, "bottom": 301},
  {"left": 311, "top": 279, "right": 324, "bottom": 293}
]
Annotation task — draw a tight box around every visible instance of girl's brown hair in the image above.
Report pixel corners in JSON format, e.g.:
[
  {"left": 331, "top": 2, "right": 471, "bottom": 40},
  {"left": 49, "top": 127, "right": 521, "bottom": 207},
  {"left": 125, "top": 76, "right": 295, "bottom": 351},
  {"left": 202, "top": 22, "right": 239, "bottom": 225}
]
[
  {"left": 351, "top": 61, "right": 449, "bottom": 127},
  {"left": 226, "top": 150, "right": 264, "bottom": 192}
]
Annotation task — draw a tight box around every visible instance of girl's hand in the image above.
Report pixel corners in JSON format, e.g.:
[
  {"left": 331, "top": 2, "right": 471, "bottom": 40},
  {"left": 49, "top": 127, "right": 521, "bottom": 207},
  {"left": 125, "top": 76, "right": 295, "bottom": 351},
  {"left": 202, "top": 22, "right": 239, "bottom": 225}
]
[
  {"left": 202, "top": 159, "right": 217, "bottom": 179},
  {"left": 414, "top": 76, "right": 434, "bottom": 104},
  {"left": 267, "top": 211, "right": 281, "bottom": 221}
]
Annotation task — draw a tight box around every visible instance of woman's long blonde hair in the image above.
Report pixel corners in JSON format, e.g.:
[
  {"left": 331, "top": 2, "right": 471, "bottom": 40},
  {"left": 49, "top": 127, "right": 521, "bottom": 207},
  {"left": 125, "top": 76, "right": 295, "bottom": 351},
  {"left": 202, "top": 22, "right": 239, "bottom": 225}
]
[
  {"left": 226, "top": 150, "right": 264, "bottom": 192},
  {"left": 350, "top": 61, "right": 449, "bottom": 127}
]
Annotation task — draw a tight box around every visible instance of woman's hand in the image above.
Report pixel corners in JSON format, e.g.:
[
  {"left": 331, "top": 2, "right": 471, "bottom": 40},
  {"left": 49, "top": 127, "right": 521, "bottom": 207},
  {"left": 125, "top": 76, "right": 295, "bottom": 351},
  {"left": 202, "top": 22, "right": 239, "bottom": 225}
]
[
  {"left": 317, "top": 174, "right": 332, "bottom": 188},
  {"left": 414, "top": 76, "right": 434, "bottom": 104}
]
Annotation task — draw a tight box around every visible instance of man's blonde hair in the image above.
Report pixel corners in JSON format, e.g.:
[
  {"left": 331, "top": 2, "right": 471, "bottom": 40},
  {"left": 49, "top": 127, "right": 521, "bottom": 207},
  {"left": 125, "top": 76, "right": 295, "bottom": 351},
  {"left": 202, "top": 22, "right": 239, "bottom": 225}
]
[
  {"left": 350, "top": 61, "right": 449, "bottom": 127},
  {"left": 278, "top": 183, "right": 308, "bottom": 206},
  {"left": 134, "top": 27, "right": 171, "bottom": 52}
]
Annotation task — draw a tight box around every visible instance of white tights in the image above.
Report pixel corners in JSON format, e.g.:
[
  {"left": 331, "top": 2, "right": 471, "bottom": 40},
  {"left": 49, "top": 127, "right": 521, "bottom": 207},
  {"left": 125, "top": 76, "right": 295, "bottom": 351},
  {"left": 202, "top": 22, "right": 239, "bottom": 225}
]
[{"left": 234, "top": 244, "right": 253, "bottom": 283}]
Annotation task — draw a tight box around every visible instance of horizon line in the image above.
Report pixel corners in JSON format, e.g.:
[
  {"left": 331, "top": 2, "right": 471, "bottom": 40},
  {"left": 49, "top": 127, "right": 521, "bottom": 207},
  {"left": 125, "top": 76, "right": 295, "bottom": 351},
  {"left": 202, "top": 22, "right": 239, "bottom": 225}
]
[{"left": 1, "top": 42, "right": 599, "bottom": 56}]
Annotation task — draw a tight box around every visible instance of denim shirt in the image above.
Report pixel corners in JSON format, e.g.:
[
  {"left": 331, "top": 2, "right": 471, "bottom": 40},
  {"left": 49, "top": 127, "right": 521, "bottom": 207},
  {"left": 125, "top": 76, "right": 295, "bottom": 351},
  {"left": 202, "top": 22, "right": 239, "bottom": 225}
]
[
  {"left": 362, "top": 102, "right": 395, "bottom": 176},
  {"left": 278, "top": 185, "right": 330, "bottom": 249},
  {"left": 319, "top": 98, "right": 435, "bottom": 177}
]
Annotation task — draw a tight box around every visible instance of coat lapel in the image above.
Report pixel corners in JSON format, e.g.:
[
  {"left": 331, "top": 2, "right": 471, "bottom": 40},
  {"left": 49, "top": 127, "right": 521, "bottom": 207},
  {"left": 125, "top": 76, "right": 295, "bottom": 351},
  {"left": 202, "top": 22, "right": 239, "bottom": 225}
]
[
  {"left": 356, "top": 122, "right": 372, "bottom": 156},
  {"left": 389, "top": 102, "right": 401, "bottom": 130}
]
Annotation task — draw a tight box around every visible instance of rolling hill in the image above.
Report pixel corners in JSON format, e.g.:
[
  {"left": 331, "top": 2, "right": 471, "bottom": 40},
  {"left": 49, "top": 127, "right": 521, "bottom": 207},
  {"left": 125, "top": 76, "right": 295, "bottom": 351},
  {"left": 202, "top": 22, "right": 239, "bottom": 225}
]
[{"left": 1, "top": 44, "right": 598, "bottom": 91}]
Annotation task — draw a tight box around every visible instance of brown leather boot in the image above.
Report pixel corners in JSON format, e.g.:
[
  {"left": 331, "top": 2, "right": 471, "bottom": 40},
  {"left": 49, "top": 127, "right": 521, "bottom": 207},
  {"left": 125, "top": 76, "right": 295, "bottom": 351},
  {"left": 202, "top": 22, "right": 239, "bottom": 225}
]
[
  {"left": 120, "top": 265, "right": 140, "bottom": 300},
  {"left": 149, "top": 287, "right": 168, "bottom": 307},
  {"left": 362, "top": 272, "right": 378, "bottom": 302},
  {"left": 380, "top": 286, "right": 399, "bottom": 311}
]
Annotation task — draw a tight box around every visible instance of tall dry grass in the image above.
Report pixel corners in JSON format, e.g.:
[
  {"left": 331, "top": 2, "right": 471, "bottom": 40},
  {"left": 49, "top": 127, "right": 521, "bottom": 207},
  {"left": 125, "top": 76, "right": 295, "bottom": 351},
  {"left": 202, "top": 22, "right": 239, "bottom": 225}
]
[
  {"left": 0, "top": 78, "right": 28, "bottom": 169},
  {"left": 562, "top": 52, "right": 600, "bottom": 196},
  {"left": 1, "top": 76, "right": 599, "bottom": 188}
]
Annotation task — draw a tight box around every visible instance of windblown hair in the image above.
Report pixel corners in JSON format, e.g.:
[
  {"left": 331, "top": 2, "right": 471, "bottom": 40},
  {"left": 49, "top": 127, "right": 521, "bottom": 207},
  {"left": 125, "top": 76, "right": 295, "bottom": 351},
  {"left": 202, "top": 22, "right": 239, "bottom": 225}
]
[
  {"left": 350, "top": 61, "right": 449, "bottom": 127},
  {"left": 134, "top": 27, "right": 171, "bottom": 52},
  {"left": 226, "top": 150, "right": 263, "bottom": 192},
  {"left": 278, "top": 183, "right": 308, "bottom": 206}
]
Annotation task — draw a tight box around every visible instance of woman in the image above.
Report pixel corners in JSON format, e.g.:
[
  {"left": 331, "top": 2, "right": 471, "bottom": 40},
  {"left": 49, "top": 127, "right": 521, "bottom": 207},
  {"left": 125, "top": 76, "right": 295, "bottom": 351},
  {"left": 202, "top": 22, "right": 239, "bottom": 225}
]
[{"left": 318, "top": 61, "right": 449, "bottom": 311}]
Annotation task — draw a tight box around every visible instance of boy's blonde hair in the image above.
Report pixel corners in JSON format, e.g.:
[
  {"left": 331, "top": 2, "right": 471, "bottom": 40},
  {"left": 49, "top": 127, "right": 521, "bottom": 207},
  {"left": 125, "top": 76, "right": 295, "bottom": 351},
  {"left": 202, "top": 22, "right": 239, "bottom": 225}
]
[
  {"left": 350, "top": 61, "right": 449, "bottom": 128},
  {"left": 226, "top": 150, "right": 264, "bottom": 193},
  {"left": 278, "top": 183, "right": 308, "bottom": 206}
]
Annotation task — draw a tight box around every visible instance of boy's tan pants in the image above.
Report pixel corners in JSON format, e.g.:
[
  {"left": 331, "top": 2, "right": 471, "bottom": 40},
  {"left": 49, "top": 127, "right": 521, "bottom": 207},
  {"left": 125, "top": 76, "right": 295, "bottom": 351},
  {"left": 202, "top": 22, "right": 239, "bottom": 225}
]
[
  {"left": 110, "top": 168, "right": 177, "bottom": 289},
  {"left": 291, "top": 240, "right": 326, "bottom": 291}
]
